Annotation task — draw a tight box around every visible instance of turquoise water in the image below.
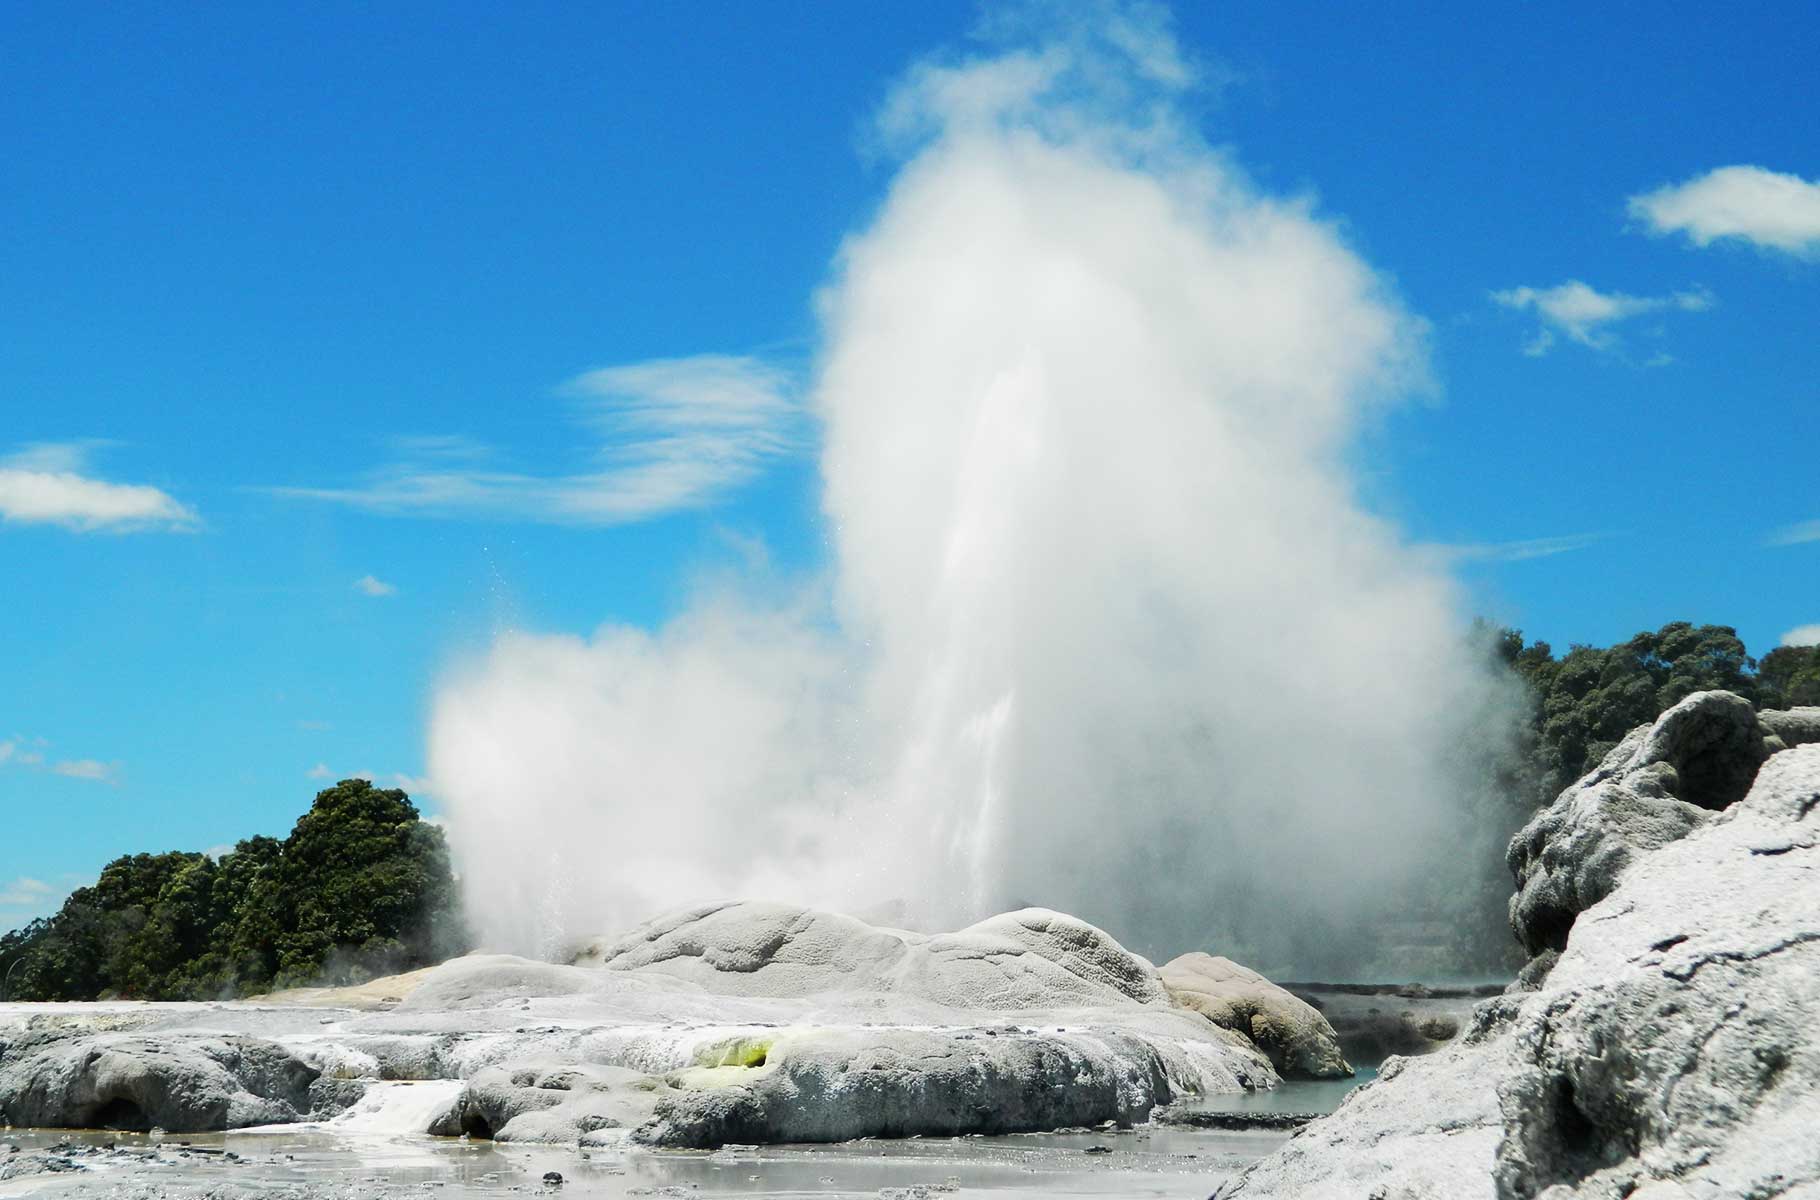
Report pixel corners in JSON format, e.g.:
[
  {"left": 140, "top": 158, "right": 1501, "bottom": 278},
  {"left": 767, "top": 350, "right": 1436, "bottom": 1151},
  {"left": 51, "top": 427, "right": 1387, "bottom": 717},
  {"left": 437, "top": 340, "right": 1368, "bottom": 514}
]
[{"left": 1184, "top": 1065, "right": 1380, "bottom": 1116}]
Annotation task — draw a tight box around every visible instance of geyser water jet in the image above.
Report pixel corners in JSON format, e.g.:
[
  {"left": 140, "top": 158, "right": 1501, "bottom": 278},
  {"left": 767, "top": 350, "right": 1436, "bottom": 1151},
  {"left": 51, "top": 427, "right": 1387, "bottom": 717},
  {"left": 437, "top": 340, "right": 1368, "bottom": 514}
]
[{"left": 431, "top": 6, "right": 1521, "bottom": 975}]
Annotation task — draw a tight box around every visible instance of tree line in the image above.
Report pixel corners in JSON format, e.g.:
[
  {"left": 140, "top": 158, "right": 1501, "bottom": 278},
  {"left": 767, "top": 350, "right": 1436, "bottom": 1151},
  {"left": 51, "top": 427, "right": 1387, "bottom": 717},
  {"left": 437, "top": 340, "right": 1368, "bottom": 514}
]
[
  {"left": 0, "top": 779, "right": 469, "bottom": 1001},
  {"left": 1491, "top": 619, "right": 1820, "bottom": 807}
]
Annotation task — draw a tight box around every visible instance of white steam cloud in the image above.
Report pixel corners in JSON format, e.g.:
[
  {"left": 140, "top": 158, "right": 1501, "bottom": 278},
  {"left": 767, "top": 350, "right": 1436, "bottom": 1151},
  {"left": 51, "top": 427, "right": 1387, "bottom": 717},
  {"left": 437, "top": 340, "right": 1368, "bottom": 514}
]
[{"left": 431, "top": 8, "right": 1518, "bottom": 975}]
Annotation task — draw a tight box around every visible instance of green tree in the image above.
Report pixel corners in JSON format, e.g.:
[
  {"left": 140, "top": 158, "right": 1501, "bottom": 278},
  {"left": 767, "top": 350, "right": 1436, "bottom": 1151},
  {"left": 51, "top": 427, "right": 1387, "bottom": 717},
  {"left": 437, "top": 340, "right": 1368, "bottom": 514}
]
[
  {"left": 1759, "top": 644, "right": 1820, "bottom": 708},
  {"left": 274, "top": 779, "right": 466, "bottom": 987},
  {"left": 1498, "top": 621, "right": 1766, "bottom": 804},
  {"left": 0, "top": 780, "right": 469, "bottom": 1000},
  {"left": 214, "top": 834, "right": 286, "bottom": 992}
]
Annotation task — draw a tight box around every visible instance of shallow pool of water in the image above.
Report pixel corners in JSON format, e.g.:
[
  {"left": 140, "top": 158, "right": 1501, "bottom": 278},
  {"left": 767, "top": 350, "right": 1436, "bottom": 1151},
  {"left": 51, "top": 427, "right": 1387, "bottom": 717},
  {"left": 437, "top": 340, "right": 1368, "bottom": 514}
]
[
  {"left": 1, "top": 1121, "right": 1295, "bottom": 1198},
  {"left": 1181, "top": 1065, "right": 1379, "bottom": 1116}
]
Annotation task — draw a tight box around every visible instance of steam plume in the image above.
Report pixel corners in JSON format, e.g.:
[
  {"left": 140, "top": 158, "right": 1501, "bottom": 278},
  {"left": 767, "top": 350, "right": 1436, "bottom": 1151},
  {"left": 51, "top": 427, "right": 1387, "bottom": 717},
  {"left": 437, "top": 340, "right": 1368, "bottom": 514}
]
[{"left": 431, "top": 7, "right": 1518, "bottom": 974}]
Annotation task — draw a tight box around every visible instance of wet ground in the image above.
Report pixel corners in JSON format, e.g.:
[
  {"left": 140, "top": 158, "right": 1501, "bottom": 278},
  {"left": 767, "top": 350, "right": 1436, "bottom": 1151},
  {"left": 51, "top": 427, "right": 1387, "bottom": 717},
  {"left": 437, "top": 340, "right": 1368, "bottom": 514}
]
[{"left": 1, "top": 1122, "right": 1294, "bottom": 1198}]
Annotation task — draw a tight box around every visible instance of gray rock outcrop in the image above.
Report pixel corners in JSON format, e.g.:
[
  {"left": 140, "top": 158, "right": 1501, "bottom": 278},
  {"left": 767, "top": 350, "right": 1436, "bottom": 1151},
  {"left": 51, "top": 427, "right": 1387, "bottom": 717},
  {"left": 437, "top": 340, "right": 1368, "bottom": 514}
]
[
  {"left": 1507, "top": 690, "right": 1772, "bottom": 964},
  {"left": 1218, "top": 713, "right": 1820, "bottom": 1199},
  {"left": 1761, "top": 705, "right": 1820, "bottom": 753},
  {"left": 1160, "top": 953, "right": 1352, "bottom": 1078},
  {"left": 635, "top": 1024, "right": 1194, "bottom": 1147},
  {"left": 0, "top": 1033, "right": 318, "bottom": 1132}
]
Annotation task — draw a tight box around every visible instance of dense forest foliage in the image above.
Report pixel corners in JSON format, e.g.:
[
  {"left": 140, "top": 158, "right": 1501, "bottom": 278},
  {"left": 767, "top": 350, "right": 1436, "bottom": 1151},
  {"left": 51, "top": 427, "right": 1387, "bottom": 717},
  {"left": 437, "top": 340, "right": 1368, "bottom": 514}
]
[
  {"left": 1491, "top": 620, "right": 1820, "bottom": 806},
  {"left": 0, "top": 779, "right": 468, "bottom": 1001}
]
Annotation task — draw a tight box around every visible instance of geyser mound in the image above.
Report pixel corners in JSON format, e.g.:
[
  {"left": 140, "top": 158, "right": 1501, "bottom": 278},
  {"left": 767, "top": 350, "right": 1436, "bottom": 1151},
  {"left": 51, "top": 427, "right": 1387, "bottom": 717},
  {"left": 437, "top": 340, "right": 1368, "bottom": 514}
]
[
  {"left": 3, "top": 901, "right": 1296, "bottom": 1148},
  {"left": 429, "top": 7, "right": 1522, "bottom": 974}
]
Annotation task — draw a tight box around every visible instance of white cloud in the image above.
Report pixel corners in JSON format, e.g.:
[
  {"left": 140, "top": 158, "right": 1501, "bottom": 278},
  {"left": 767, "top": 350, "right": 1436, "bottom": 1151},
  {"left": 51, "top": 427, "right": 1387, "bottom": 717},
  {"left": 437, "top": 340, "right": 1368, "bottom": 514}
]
[
  {"left": 353, "top": 574, "right": 397, "bottom": 597},
  {"left": 52, "top": 758, "right": 118, "bottom": 783},
  {"left": 1780, "top": 624, "right": 1820, "bottom": 648},
  {"left": 391, "top": 773, "right": 434, "bottom": 795},
  {"left": 1491, "top": 280, "right": 1711, "bottom": 355},
  {"left": 0, "top": 442, "right": 197, "bottom": 532},
  {"left": 0, "top": 877, "right": 52, "bottom": 906},
  {"left": 271, "top": 355, "right": 799, "bottom": 526},
  {"left": 1768, "top": 519, "right": 1820, "bottom": 547},
  {"left": 1440, "top": 533, "right": 1607, "bottom": 563},
  {"left": 2, "top": 736, "right": 115, "bottom": 782},
  {"left": 1629, "top": 165, "right": 1820, "bottom": 258},
  {"left": 306, "top": 762, "right": 334, "bottom": 779}
]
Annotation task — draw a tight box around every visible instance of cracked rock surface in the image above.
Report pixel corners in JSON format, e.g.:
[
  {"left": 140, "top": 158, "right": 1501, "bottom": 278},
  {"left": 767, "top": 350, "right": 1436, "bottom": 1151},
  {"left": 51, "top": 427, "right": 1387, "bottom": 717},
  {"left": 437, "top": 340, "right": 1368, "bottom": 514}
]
[{"left": 1216, "top": 713, "right": 1820, "bottom": 1200}]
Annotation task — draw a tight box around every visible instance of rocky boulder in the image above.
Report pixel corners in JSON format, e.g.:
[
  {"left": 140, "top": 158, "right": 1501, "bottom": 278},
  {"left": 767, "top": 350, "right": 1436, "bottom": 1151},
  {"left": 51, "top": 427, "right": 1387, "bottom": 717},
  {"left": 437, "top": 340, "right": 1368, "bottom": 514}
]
[
  {"left": 0, "top": 1033, "right": 318, "bottom": 1132},
  {"left": 1760, "top": 705, "right": 1820, "bottom": 753},
  {"left": 633, "top": 1023, "right": 1214, "bottom": 1147},
  {"left": 435, "top": 1008, "right": 1273, "bottom": 1147},
  {"left": 1217, "top": 740, "right": 1820, "bottom": 1199},
  {"left": 1160, "top": 953, "right": 1351, "bottom": 1079},
  {"left": 1507, "top": 690, "right": 1771, "bottom": 964},
  {"left": 444, "top": 1061, "right": 662, "bottom": 1142}
]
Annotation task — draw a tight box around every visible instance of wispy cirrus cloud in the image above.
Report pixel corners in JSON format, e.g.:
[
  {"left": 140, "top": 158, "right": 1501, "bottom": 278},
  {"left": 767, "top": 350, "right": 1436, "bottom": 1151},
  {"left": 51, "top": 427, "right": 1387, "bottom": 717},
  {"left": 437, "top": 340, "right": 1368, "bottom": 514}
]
[
  {"left": 0, "top": 442, "right": 197, "bottom": 532},
  {"left": 271, "top": 355, "right": 799, "bottom": 526},
  {"left": 1433, "top": 532, "right": 1609, "bottom": 564},
  {"left": 353, "top": 574, "right": 397, "bottom": 597},
  {"left": 50, "top": 758, "right": 119, "bottom": 784},
  {"left": 1629, "top": 165, "right": 1820, "bottom": 259},
  {"left": 0, "top": 876, "right": 52, "bottom": 907},
  {"left": 0, "top": 874, "right": 76, "bottom": 929},
  {"left": 1767, "top": 519, "right": 1820, "bottom": 547},
  {"left": 0, "top": 737, "right": 44, "bottom": 767},
  {"left": 1490, "top": 280, "right": 1711, "bottom": 357},
  {"left": 2, "top": 735, "right": 120, "bottom": 784}
]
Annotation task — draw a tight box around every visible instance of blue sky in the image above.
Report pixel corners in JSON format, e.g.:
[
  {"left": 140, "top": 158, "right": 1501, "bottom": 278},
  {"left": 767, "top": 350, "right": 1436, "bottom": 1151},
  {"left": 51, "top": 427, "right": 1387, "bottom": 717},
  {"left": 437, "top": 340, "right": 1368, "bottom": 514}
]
[{"left": 3, "top": 1, "right": 1817, "bottom": 931}]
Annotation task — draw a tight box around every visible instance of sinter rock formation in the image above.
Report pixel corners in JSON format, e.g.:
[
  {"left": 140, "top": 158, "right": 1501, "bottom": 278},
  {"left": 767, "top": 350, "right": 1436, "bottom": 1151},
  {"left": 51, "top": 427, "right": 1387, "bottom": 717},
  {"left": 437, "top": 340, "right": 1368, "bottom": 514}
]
[
  {"left": 1218, "top": 693, "right": 1820, "bottom": 1199},
  {"left": 1508, "top": 690, "right": 1788, "bottom": 965},
  {"left": 3, "top": 905, "right": 1305, "bottom": 1146},
  {"left": 0, "top": 1033, "right": 316, "bottom": 1132},
  {"left": 1160, "top": 952, "right": 1352, "bottom": 1079}
]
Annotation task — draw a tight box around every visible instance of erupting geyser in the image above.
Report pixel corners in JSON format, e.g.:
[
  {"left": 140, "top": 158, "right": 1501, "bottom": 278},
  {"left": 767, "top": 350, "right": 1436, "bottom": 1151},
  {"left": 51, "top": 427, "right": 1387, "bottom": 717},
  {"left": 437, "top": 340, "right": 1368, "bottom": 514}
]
[{"left": 430, "top": 8, "right": 1520, "bottom": 973}]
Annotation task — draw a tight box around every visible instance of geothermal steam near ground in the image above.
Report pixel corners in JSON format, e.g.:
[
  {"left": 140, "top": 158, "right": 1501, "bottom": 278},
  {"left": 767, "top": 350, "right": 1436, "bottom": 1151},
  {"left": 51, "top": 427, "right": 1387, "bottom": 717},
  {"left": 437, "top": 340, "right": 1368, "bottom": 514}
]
[{"left": 431, "top": 14, "right": 1517, "bottom": 973}]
